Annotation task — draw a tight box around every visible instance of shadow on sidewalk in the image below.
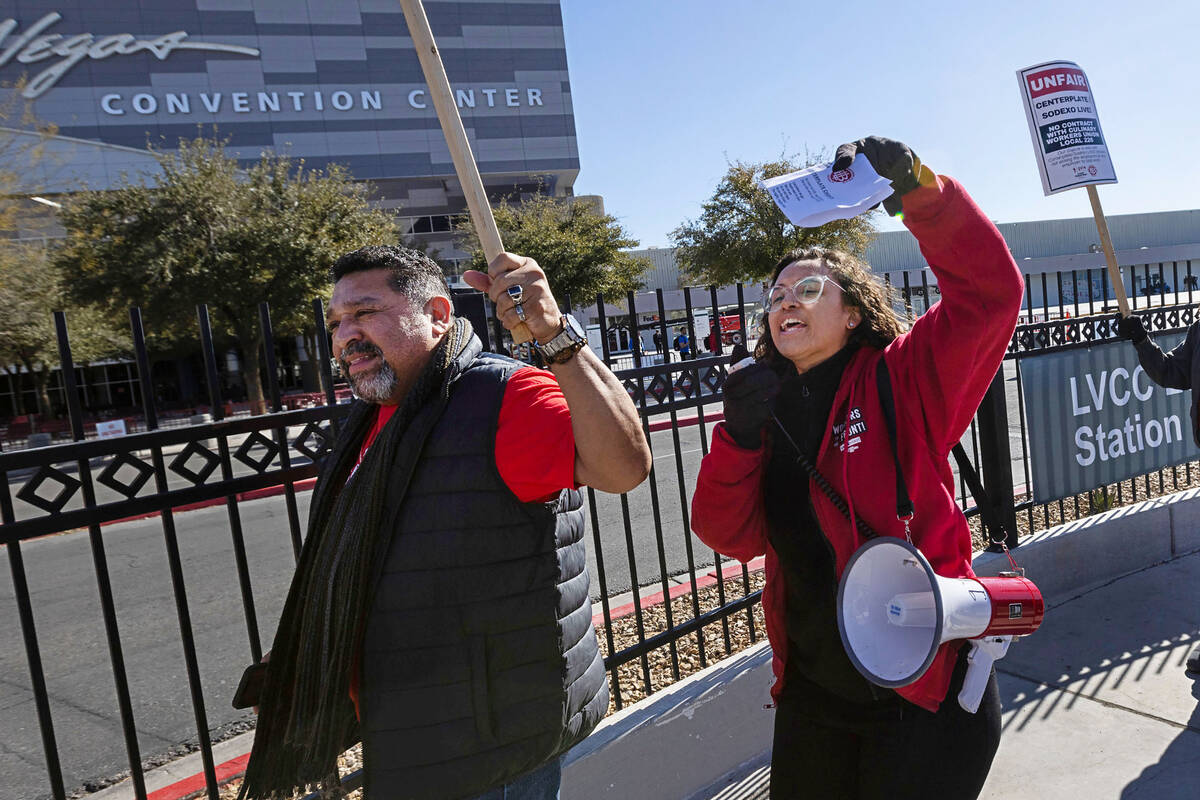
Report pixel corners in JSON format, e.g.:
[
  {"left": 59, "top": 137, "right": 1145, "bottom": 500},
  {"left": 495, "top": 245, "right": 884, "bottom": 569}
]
[
  {"left": 993, "top": 551, "right": 1199, "bottom": 732},
  {"left": 983, "top": 554, "right": 1200, "bottom": 797},
  {"left": 1119, "top": 680, "right": 1200, "bottom": 798}
]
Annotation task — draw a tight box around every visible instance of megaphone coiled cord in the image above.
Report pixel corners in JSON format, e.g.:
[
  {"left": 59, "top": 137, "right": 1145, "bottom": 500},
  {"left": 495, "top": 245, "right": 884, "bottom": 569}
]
[{"left": 771, "top": 413, "right": 879, "bottom": 542}]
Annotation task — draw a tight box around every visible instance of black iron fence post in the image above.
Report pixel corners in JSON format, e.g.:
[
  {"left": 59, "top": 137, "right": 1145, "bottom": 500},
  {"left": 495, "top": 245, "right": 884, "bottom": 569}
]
[
  {"left": 53, "top": 312, "right": 149, "bottom": 799},
  {"left": 977, "top": 368, "right": 1019, "bottom": 549}
]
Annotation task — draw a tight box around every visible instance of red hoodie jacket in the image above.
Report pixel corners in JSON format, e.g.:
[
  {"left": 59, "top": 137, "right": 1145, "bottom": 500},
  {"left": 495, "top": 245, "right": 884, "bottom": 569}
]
[{"left": 690, "top": 175, "right": 1023, "bottom": 712}]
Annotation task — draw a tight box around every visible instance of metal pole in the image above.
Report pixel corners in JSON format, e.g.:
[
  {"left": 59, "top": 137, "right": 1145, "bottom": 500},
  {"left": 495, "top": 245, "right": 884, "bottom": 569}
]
[
  {"left": 977, "top": 369, "right": 1019, "bottom": 550},
  {"left": 397, "top": 0, "right": 534, "bottom": 344}
]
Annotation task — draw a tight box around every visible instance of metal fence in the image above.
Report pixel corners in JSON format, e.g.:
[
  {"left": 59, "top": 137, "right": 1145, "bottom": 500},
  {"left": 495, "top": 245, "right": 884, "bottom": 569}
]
[
  {"left": 998, "top": 261, "right": 1200, "bottom": 539},
  {"left": 2, "top": 301, "right": 345, "bottom": 800},
  {"left": 3, "top": 260, "right": 1196, "bottom": 799},
  {"left": 884, "top": 259, "right": 1200, "bottom": 547}
]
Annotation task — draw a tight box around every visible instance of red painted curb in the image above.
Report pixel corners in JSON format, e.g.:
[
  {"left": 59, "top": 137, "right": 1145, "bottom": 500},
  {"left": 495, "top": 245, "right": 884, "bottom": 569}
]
[
  {"left": 592, "top": 556, "right": 765, "bottom": 628},
  {"left": 147, "top": 753, "right": 249, "bottom": 800}
]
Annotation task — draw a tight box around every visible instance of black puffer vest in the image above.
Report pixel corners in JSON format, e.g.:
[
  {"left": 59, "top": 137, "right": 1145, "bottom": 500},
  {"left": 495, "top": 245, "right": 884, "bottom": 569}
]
[{"left": 344, "top": 340, "right": 607, "bottom": 799}]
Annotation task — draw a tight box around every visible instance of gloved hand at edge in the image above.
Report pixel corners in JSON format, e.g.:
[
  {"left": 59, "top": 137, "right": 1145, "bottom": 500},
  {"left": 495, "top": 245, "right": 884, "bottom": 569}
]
[
  {"left": 1114, "top": 312, "right": 1148, "bottom": 344},
  {"left": 832, "top": 135, "right": 935, "bottom": 216}
]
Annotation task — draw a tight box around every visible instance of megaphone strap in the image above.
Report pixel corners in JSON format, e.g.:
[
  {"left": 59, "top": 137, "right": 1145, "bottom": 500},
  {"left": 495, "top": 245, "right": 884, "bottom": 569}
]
[
  {"left": 772, "top": 355, "right": 1021, "bottom": 562},
  {"left": 770, "top": 412, "right": 880, "bottom": 542},
  {"left": 877, "top": 358, "right": 1026, "bottom": 571},
  {"left": 875, "top": 357, "right": 916, "bottom": 524}
]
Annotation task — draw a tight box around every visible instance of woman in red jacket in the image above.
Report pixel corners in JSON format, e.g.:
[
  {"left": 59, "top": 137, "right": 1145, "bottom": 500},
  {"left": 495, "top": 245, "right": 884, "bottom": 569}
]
[{"left": 691, "top": 136, "right": 1023, "bottom": 799}]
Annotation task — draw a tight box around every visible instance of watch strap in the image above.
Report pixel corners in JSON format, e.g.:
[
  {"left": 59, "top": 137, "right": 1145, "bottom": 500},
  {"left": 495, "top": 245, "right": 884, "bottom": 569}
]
[{"left": 538, "top": 315, "right": 586, "bottom": 364}]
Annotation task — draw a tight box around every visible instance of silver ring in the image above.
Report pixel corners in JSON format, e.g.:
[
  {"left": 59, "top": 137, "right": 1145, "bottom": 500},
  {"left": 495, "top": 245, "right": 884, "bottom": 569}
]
[
  {"left": 514, "top": 303, "right": 527, "bottom": 322},
  {"left": 506, "top": 284, "right": 524, "bottom": 305}
]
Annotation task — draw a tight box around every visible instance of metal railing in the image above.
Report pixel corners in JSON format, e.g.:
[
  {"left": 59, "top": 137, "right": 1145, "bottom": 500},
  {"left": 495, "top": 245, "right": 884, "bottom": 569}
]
[{"left": 3, "top": 300, "right": 344, "bottom": 800}]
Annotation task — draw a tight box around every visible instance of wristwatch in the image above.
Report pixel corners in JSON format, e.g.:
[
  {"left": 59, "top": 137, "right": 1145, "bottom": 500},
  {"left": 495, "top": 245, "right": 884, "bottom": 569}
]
[{"left": 537, "top": 314, "right": 587, "bottom": 364}]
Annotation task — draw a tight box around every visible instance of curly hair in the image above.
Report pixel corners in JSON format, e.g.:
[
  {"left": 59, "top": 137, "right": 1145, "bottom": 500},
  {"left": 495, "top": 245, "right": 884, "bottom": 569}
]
[{"left": 753, "top": 246, "right": 908, "bottom": 369}]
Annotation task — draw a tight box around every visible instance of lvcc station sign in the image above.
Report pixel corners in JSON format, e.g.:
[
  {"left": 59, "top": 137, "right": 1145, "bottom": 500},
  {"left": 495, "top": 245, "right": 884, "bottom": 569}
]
[{"left": 1022, "top": 333, "right": 1197, "bottom": 503}]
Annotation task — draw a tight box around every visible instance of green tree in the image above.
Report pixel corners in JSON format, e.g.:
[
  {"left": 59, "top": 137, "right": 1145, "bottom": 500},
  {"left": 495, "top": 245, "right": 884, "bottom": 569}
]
[
  {"left": 53, "top": 137, "right": 397, "bottom": 413},
  {"left": 458, "top": 193, "right": 649, "bottom": 305},
  {"left": 670, "top": 156, "right": 879, "bottom": 286},
  {"left": 0, "top": 80, "right": 58, "bottom": 241},
  {"left": 0, "top": 242, "right": 130, "bottom": 419},
  {"left": 0, "top": 86, "right": 127, "bottom": 421}
]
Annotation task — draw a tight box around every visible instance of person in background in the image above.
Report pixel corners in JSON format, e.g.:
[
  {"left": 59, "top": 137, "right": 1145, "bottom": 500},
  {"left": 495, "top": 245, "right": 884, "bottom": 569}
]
[
  {"left": 1116, "top": 311, "right": 1200, "bottom": 675},
  {"left": 674, "top": 327, "right": 691, "bottom": 359},
  {"left": 240, "top": 245, "right": 651, "bottom": 800},
  {"left": 690, "top": 136, "right": 1023, "bottom": 799}
]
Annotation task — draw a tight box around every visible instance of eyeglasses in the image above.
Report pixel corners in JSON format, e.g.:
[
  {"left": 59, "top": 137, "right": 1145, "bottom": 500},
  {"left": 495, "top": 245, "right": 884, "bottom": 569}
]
[{"left": 762, "top": 275, "right": 845, "bottom": 313}]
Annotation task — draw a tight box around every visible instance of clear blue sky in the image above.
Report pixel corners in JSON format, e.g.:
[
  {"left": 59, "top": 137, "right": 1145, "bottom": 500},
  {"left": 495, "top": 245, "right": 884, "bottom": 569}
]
[{"left": 561, "top": 0, "right": 1198, "bottom": 248}]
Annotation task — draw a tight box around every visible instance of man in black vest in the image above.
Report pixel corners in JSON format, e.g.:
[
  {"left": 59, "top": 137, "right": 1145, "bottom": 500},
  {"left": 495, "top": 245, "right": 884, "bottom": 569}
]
[{"left": 242, "top": 245, "right": 651, "bottom": 800}]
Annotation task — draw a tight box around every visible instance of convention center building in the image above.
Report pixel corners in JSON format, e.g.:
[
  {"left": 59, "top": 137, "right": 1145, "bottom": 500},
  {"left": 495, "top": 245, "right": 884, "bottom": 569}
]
[
  {"left": 0, "top": 0, "right": 579, "bottom": 421},
  {"left": 2, "top": 0, "right": 580, "bottom": 279}
]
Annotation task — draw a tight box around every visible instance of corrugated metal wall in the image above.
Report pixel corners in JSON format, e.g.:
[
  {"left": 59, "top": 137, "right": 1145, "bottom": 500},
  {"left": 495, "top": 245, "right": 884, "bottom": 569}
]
[
  {"left": 622, "top": 210, "right": 1200, "bottom": 313},
  {"left": 863, "top": 209, "right": 1200, "bottom": 271},
  {"left": 628, "top": 248, "right": 683, "bottom": 292}
]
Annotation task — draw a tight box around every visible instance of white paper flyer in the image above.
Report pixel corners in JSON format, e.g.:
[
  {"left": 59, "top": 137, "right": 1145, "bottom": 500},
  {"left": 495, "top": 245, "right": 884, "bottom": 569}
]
[{"left": 758, "top": 154, "right": 893, "bottom": 228}]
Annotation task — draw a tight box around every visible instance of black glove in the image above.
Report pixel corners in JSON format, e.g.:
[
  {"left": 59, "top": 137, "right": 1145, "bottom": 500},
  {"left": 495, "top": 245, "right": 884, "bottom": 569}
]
[
  {"left": 1115, "top": 312, "right": 1148, "bottom": 344},
  {"left": 729, "top": 343, "right": 750, "bottom": 363},
  {"left": 833, "top": 136, "right": 932, "bottom": 216},
  {"left": 721, "top": 362, "right": 780, "bottom": 449}
]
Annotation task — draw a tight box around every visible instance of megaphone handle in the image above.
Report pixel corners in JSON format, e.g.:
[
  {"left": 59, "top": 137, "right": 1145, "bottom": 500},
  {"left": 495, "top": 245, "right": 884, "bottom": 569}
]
[{"left": 957, "top": 637, "right": 1011, "bottom": 714}]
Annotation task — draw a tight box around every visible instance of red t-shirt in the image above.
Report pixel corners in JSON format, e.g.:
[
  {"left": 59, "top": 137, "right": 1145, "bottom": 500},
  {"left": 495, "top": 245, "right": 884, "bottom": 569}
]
[{"left": 354, "top": 366, "right": 577, "bottom": 501}]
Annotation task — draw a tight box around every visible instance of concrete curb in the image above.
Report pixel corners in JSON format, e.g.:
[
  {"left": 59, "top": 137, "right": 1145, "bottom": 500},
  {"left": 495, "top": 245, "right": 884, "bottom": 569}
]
[
  {"left": 85, "top": 731, "right": 256, "bottom": 800},
  {"left": 561, "top": 642, "right": 775, "bottom": 799}
]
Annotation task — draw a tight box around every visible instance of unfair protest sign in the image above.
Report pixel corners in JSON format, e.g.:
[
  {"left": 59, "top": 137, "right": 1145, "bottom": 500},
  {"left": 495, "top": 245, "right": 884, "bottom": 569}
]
[
  {"left": 1022, "top": 334, "right": 1196, "bottom": 503},
  {"left": 759, "top": 154, "right": 893, "bottom": 228},
  {"left": 1017, "top": 60, "right": 1117, "bottom": 196}
]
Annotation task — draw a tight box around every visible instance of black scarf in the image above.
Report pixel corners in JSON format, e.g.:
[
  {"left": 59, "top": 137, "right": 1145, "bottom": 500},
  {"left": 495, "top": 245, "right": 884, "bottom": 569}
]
[{"left": 240, "top": 318, "right": 474, "bottom": 799}]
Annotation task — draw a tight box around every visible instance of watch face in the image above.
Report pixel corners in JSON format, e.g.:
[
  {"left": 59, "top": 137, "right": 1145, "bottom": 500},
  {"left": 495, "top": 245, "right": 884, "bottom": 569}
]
[{"left": 564, "top": 314, "right": 585, "bottom": 338}]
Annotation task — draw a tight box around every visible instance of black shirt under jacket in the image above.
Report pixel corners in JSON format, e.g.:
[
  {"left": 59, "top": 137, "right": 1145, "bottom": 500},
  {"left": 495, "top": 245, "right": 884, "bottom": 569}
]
[{"left": 763, "top": 344, "right": 900, "bottom": 720}]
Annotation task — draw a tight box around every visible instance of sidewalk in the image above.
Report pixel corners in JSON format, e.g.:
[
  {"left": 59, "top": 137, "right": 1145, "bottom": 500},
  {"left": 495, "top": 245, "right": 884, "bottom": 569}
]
[{"left": 700, "top": 551, "right": 1200, "bottom": 799}]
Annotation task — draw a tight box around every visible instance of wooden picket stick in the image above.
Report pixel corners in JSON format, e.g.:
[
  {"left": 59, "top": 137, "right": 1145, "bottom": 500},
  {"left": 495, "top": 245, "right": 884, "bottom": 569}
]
[
  {"left": 1086, "top": 185, "right": 1130, "bottom": 317},
  {"left": 397, "top": 0, "right": 534, "bottom": 343}
]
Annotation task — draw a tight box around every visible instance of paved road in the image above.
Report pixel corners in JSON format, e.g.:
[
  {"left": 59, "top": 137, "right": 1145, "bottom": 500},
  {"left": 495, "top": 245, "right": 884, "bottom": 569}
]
[
  {"left": 1, "top": 371, "right": 1029, "bottom": 800},
  {"left": 1, "top": 496, "right": 298, "bottom": 800},
  {"left": 2, "top": 424, "right": 718, "bottom": 800}
]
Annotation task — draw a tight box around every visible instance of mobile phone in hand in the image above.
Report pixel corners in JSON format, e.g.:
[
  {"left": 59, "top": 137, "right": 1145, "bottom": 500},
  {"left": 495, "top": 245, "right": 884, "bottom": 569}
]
[{"left": 232, "top": 662, "right": 268, "bottom": 709}]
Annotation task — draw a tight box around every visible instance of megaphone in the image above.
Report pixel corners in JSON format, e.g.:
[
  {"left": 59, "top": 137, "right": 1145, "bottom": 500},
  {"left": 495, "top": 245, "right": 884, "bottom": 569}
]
[{"left": 837, "top": 536, "right": 1043, "bottom": 712}]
